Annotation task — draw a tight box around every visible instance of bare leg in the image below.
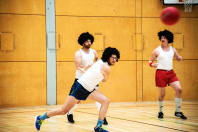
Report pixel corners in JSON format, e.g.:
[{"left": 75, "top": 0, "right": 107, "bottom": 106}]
[
  {"left": 158, "top": 87, "right": 166, "bottom": 101},
  {"left": 47, "top": 96, "right": 79, "bottom": 117},
  {"left": 157, "top": 87, "right": 165, "bottom": 119},
  {"left": 94, "top": 87, "right": 101, "bottom": 111},
  {"left": 68, "top": 100, "right": 81, "bottom": 115},
  {"left": 170, "top": 81, "right": 182, "bottom": 112},
  {"left": 169, "top": 81, "right": 187, "bottom": 119},
  {"left": 35, "top": 96, "right": 79, "bottom": 131},
  {"left": 67, "top": 100, "right": 81, "bottom": 123},
  {"left": 158, "top": 87, "right": 165, "bottom": 111},
  {"left": 88, "top": 90, "right": 110, "bottom": 121},
  {"left": 170, "top": 81, "right": 182, "bottom": 98}
]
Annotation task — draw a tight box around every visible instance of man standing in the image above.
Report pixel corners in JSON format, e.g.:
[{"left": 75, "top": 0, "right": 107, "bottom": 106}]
[
  {"left": 67, "top": 32, "right": 108, "bottom": 125},
  {"left": 35, "top": 47, "right": 120, "bottom": 132},
  {"left": 149, "top": 29, "right": 187, "bottom": 120}
]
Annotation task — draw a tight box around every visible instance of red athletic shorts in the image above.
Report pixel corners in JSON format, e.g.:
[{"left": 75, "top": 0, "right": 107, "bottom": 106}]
[{"left": 155, "top": 69, "right": 179, "bottom": 87}]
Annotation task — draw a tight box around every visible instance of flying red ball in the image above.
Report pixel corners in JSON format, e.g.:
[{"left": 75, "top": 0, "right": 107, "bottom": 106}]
[{"left": 160, "top": 7, "right": 180, "bottom": 25}]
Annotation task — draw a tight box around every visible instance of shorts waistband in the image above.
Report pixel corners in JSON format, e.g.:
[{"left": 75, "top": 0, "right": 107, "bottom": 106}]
[{"left": 157, "top": 69, "right": 173, "bottom": 72}]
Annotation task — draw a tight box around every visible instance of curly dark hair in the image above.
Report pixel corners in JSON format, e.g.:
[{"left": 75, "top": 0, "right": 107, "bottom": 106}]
[
  {"left": 101, "top": 47, "right": 120, "bottom": 63},
  {"left": 78, "top": 32, "right": 94, "bottom": 46},
  {"left": 158, "top": 29, "right": 174, "bottom": 43}
]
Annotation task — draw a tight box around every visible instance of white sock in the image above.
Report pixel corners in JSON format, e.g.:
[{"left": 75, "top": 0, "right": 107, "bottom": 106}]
[
  {"left": 175, "top": 98, "right": 182, "bottom": 112},
  {"left": 159, "top": 101, "right": 163, "bottom": 112},
  {"left": 68, "top": 104, "right": 77, "bottom": 115},
  {"left": 96, "top": 101, "right": 101, "bottom": 111}
]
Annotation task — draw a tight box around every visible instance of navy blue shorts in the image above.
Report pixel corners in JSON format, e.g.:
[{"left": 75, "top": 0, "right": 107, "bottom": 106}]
[{"left": 69, "top": 79, "right": 94, "bottom": 100}]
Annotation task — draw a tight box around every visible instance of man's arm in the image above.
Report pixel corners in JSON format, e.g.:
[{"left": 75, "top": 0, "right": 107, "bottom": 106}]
[
  {"left": 75, "top": 51, "right": 86, "bottom": 73},
  {"left": 101, "top": 64, "right": 110, "bottom": 82},
  {"left": 173, "top": 47, "right": 182, "bottom": 61},
  {"left": 93, "top": 49, "right": 99, "bottom": 61},
  {"left": 149, "top": 49, "right": 159, "bottom": 68}
]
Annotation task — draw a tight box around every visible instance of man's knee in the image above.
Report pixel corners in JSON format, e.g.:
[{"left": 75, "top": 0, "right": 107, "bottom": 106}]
[
  {"left": 105, "top": 98, "right": 110, "bottom": 104},
  {"left": 102, "top": 97, "right": 110, "bottom": 105},
  {"left": 59, "top": 108, "right": 68, "bottom": 115},
  {"left": 159, "top": 94, "right": 165, "bottom": 100},
  {"left": 176, "top": 88, "right": 182, "bottom": 94}
]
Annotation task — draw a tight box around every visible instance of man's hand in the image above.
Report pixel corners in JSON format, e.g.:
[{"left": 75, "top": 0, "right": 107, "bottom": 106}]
[
  {"left": 149, "top": 61, "right": 158, "bottom": 68},
  {"left": 176, "top": 56, "right": 182, "bottom": 61},
  {"left": 152, "top": 63, "right": 158, "bottom": 68}
]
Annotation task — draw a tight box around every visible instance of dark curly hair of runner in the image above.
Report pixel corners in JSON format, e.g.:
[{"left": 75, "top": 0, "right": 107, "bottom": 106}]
[
  {"left": 102, "top": 47, "right": 120, "bottom": 63},
  {"left": 78, "top": 32, "right": 94, "bottom": 46},
  {"left": 158, "top": 29, "right": 174, "bottom": 43}
]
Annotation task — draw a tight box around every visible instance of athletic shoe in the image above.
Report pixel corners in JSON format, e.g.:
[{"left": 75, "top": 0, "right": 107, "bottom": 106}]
[
  {"left": 158, "top": 112, "right": 164, "bottom": 119},
  {"left": 175, "top": 112, "right": 187, "bottom": 120},
  {"left": 67, "top": 114, "right": 75, "bottom": 123},
  {"left": 94, "top": 126, "right": 108, "bottom": 132},
  {"left": 103, "top": 117, "right": 108, "bottom": 125},
  {"left": 35, "top": 115, "right": 44, "bottom": 131}
]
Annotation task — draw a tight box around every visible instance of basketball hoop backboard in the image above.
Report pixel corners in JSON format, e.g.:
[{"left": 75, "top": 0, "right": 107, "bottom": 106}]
[
  {"left": 163, "top": 0, "right": 198, "bottom": 4},
  {"left": 162, "top": 0, "right": 198, "bottom": 12}
]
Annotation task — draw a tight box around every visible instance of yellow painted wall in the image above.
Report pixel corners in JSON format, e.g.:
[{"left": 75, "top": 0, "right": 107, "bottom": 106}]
[
  {"left": 0, "top": 62, "right": 46, "bottom": 107},
  {"left": 0, "top": 0, "right": 198, "bottom": 107},
  {"left": 0, "top": 0, "right": 46, "bottom": 107}
]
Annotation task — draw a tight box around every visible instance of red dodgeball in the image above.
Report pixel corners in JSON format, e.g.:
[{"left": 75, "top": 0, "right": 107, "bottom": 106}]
[{"left": 160, "top": 7, "right": 180, "bottom": 25}]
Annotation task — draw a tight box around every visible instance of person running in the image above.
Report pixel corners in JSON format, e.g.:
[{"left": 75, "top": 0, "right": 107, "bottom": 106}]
[{"left": 35, "top": 47, "right": 120, "bottom": 132}]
